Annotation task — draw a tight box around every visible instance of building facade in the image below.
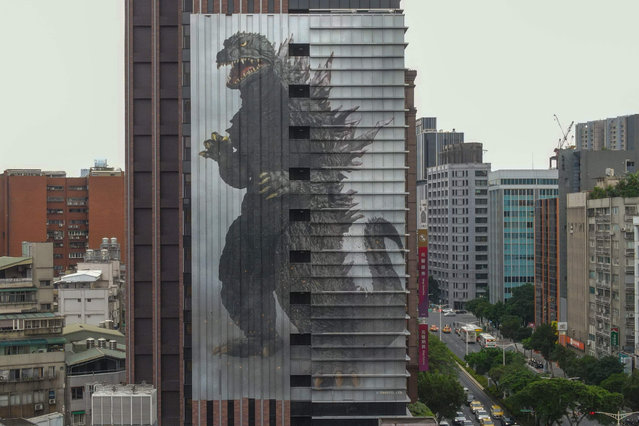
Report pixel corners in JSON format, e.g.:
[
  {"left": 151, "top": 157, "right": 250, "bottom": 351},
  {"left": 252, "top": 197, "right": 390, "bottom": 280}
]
[
  {"left": 575, "top": 113, "right": 639, "bottom": 151},
  {"left": 426, "top": 161, "right": 490, "bottom": 307},
  {"left": 555, "top": 147, "right": 639, "bottom": 322},
  {"left": 415, "top": 117, "right": 464, "bottom": 204},
  {"left": 64, "top": 328, "right": 126, "bottom": 426},
  {"left": 583, "top": 196, "right": 638, "bottom": 357},
  {"left": 0, "top": 312, "right": 66, "bottom": 418},
  {"left": 488, "top": 170, "right": 558, "bottom": 303},
  {"left": 0, "top": 163, "right": 125, "bottom": 276},
  {"left": 0, "top": 242, "right": 55, "bottom": 314},
  {"left": 566, "top": 192, "right": 589, "bottom": 351},
  {"left": 534, "top": 197, "right": 559, "bottom": 326},
  {"left": 125, "top": 1, "right": 414, "bottom": 425}
]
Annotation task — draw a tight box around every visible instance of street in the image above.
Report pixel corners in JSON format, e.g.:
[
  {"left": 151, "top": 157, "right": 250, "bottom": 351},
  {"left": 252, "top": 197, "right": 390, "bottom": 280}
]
[{"left": 426, "top": 309, "right": 599, "bottom": 426}]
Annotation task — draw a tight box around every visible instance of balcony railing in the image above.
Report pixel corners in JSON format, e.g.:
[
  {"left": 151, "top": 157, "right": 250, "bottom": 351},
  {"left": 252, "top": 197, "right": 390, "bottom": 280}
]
[{"left": 0, "top": 374, "right": 57, "bottom": 384}]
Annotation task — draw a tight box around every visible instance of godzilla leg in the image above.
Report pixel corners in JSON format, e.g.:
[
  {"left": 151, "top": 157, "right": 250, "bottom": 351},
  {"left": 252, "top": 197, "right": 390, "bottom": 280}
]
[{"left": 217, "top": 215, "right": 280, "bottom": 357}]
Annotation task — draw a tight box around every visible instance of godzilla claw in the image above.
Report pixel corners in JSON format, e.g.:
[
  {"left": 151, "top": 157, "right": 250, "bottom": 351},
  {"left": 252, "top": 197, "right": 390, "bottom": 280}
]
[{"left": 265, "top": 192, "right": 279, "bottom": 200}]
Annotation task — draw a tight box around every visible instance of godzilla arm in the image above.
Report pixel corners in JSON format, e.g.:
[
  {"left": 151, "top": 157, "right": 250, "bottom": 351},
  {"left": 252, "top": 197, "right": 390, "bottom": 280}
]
[{"left": 199, "top": 130, "right": 248, "bottom": 189}]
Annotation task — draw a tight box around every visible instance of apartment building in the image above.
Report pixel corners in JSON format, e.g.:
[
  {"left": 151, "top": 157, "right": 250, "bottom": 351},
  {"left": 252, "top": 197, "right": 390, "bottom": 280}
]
[
  {"left": 0, "top": 161, "right": 124, "bottom": 276},
  {"left": 534, "top": 197, "right": 560, "bottom": 326}
]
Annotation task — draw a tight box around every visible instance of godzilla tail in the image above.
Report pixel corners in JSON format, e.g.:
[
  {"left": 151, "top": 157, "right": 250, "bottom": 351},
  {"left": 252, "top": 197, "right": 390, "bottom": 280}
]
[{"left": 363, "top": 218, "right": 404, "bottom": 291}]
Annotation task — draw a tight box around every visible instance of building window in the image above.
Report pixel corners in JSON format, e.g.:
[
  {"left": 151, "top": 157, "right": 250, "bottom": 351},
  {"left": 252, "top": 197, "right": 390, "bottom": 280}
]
[
  {"left": 71, "top": 387, "right": 84, "bottom": 400},
  {"left": 72, "top": 413, "right": 85, "bottom": 425}
]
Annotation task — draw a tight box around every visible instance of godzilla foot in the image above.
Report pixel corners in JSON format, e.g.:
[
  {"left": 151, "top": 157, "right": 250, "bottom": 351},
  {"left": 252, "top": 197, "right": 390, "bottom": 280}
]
[{"left": 212, "top": 335, "right": 282, "bottom": 357}]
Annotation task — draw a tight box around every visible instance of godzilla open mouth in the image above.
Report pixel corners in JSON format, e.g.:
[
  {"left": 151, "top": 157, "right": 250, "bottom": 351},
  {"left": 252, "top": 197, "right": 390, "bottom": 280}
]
[{"left": 218, "top": 58, "right": 265, "bottom": 86}]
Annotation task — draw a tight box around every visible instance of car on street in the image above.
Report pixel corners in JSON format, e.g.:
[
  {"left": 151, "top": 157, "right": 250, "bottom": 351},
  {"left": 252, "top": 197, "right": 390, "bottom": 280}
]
[
  {"left": 444, "top": 311, "right": 456, "bottom": 317},
  {"left": 456, "top": 309, "right": 467, "bottom": 314},
  {"left": 453, "top": 416, "right": 467, "bottom": 426},
  {"left": 480, "top": 418, "right": 495, "bottom": 426},
  {"left": 500, "top": 417, "right": 518, "bottom": 426},
  {"left": 470, "top": 401, "right": 483, "bottom": 414},
  {"left": 439, "top": 421, "right": 449, "bottom": 426},
  {"left": 528, "top": 358, "right": 544, "bottom": 369},
  {"left": 465, "top": 393, "right": 475, "bottom": 405},
  {"left": 491, "top": 405, "right": 504, "bottom": 419},
  {"left": 462, "top": 421, "right": 473, "bottom": 426},
  {"left": 475, "top": 410, "right": 489, "bottom": 421},
  {"left": 430, "top": 324, "right": 439, "bottom": 332},
  {"left": 443, "top": 325, "right": 452, "bottom": 333}
]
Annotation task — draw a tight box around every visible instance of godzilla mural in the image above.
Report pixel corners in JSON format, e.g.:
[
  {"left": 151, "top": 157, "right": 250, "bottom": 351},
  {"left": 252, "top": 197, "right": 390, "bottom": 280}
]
[{"left": 198, "top": 30, "right": 406, "bottom": 389}]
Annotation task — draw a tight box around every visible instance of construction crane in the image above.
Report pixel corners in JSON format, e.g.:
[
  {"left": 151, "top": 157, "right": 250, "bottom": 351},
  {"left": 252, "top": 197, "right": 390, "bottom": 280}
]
[{"left": 554, "top": 114, "right": 574, "bottom": 150}]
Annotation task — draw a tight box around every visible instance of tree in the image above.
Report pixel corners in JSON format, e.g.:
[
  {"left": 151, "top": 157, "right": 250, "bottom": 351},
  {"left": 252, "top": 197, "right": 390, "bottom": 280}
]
[
  {"left": 551, "top": 344, "right": 577, "bottom": 375},
  {"left": 427, "top": 334, "right": 458, "bottom": 376},
  {"left": 465, "top": 348, "right": 525, "bottom": 375},
  {"left": 417, "top": 372, "right": 465, "bottom": 422},
  {"left": 500, "top": 315, "right": 523, "bottom": 340},
  {"left": 499, "top": 364, "right": 538, "bottom": 396},
  {"left": 564, "top": 355, "right": 623, "bottom": 385},
  {"left": 428, "top": 276, "right": 441, "bottom": 304},
  {"left": 486, "top": 301, "right": 507, "bottom": 329},
  {"left": 508, "top": 378, "right": 623, "bottom": 426},
  {"left": 408, "top": 401, "right": 434, "bottom": 417},
  {"left": 505, "top": 283, "right": 535, "bottom": 325},
  {"left": 589, "top": 356, "right": 624, "bottom": 386},
  {"left": 623, "top": 369, "right": 639, "bottom": 410},
  {"left": 600, "top": 373, "right": 628, "bottom": 394},
  {"left": 466, "top": 298, "right": 491, "bottom": 324},
  {"left": 525, "top": 324, "right": 557, "bottom": 373}
]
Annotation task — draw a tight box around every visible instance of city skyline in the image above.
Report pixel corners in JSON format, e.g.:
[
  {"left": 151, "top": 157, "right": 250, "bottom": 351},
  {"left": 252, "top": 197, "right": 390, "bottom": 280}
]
[{"left": 1, "top": 0, "right": 638, "bottom": 173}]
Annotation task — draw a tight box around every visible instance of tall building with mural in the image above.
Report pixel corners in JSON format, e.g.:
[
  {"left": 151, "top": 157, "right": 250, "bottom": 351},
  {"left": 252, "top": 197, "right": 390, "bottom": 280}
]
[{"left": 126, "top": 1, "right": 416, "bottom": 425}]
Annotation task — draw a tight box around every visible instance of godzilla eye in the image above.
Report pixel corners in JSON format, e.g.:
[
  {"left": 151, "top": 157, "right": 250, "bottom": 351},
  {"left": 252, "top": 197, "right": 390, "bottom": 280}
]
[{"left": 240, "top": 41, "right": 248, "bottom": 47}]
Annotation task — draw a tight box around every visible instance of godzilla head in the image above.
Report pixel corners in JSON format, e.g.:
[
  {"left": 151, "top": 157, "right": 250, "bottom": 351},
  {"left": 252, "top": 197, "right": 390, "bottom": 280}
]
[{"left": 217, "top": 32, "right": 276, "bottom": 89}]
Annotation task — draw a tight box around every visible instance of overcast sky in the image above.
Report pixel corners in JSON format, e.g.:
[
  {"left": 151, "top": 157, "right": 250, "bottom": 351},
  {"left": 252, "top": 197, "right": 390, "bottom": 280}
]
[{"left": 0, "top": 1, "right": 637, "bottom": 175}]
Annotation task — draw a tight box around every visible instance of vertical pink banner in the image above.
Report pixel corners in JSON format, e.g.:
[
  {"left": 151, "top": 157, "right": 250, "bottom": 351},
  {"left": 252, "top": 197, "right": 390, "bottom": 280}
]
[
  {"left": 418, "top": 230, "right": 429, "bottom": 318},
  {"left": 419, "top": 323, "right": 429, "bottom": 371}
]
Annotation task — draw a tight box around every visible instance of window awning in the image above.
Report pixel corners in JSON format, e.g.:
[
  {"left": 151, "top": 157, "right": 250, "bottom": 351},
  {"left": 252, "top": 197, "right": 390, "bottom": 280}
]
[{"left": 0, "top": 287, "right": 36, "bottom": 292}]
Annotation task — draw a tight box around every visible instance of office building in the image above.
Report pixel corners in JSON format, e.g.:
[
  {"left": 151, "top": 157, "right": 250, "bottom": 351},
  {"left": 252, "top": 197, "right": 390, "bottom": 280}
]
[
  {"left": 0, "top": 162, "right": 124, "bottom": 276},
  {"left": 416, "top": 117, "right": 464, "bottom": 203},
  {"left": 566, "top": 192, "right": 589, "bottom": 352},
  {"left": 488, "top": 170, "right": 558, "bottom": 303},
  {"left": 126, "top": 1, "right": 415, "bottom": 425},
  {"left": 534, "top": 197, "right": 559, "bottom": 325},
  {"left": 575, "top": 114, "right": 639, "bottom": 151},
  {"left": 426, "top": 150, "right": 490, "bottom": 307}
]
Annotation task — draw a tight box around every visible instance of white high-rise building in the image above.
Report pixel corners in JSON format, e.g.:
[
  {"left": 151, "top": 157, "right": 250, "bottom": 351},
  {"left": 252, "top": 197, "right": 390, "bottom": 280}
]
[{"left": 427, "top": 162, "right": 490, "bottom": 308}]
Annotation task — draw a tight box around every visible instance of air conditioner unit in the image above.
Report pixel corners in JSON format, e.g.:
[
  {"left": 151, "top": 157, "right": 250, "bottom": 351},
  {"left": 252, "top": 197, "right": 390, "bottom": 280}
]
[
  {"left": 48, "top": 398, "right": 56, "bottom": 405},
  {"left": 34, "top": 403, "right": 43, "bottom": 411}
]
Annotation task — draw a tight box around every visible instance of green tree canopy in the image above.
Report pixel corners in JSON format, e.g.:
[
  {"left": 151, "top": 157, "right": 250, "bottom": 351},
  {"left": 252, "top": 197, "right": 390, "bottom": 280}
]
[
  {"left": 465, "top": 348, "right": 525, "bottom": 375},
  {"left": 500, "top": 314, "right": 523, "bottom": 340},
  {"left": 589, "top": 172, "right": 639, "bottom": 199},
  {"left": 417, "top": 372, "right": 465, "bottom": 422},
  {"left": 525, "top": 324, "right": 557, "bottom": 370},
  {"left": 563, "top": 355, "right": 623, "bottom": 385},
  {"left": 505, "top": 283, "right": 535, "bottom": 325},
  {"left": 408, "top": 401, "right": 435, "bottom": 418},
  {"left": 508, "top": 378, "right": 623, "bottom": 426},
  {"left": 427, "top": 333, "right": 458, "bottom": 376}
]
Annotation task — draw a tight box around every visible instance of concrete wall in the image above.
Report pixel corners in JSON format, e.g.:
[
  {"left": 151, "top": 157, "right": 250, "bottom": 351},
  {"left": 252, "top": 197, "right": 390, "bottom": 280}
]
[{"left": 58, "top": 288, "right": 110, "bottom": 326}]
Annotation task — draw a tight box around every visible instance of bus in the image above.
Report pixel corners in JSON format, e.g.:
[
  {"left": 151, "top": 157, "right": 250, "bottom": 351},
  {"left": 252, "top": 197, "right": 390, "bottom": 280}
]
[
  {"left": 460, "top": 325, "right": 477, "bottom": 343},
  {"left": 478, "top": 333, "right": 496, "bottom": 348}
]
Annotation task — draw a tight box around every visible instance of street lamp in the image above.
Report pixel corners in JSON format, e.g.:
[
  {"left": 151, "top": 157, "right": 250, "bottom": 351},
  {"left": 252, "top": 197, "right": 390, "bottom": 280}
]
[
  {"left": 432, "top": 303, "right": 448, "bottom": 341},
  {"left": 591, "top": 411, "right": 639, "bottom": 426},
  {"left": 495, "top": 342, "right": 517, "bottom": 366}
]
